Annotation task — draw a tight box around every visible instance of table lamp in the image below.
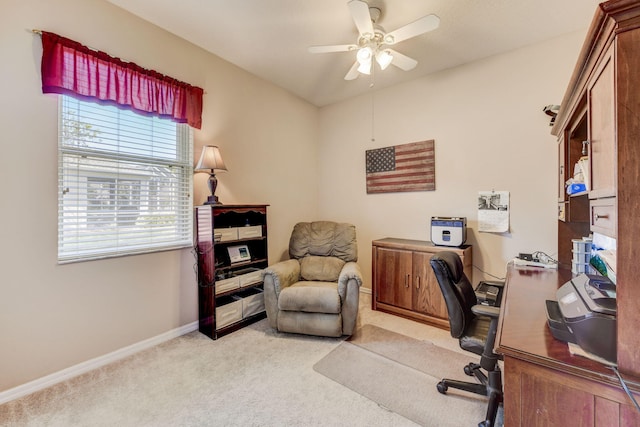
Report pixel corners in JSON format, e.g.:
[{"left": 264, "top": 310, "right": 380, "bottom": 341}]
[{"left": 195, "top": 145, "right": 227, "bottom": 205}]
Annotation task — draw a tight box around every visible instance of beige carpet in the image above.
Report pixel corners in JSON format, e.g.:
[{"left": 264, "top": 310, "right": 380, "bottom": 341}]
[
  {"left": 1, "top": 294, "right": 499, "bottom": 426},
  {"left": 314, "top": 325, "right": 489, "bottom": 427}
]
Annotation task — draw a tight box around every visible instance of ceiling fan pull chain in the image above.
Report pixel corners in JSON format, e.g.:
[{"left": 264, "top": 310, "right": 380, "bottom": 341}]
[{"left": 371, "top": 90, "right": 376, "bottom": 142}]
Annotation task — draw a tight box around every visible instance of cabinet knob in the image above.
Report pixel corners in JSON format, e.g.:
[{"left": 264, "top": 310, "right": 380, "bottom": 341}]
[
  {"left": 595, "top": 213, "right": 609, "bottom": 221},
  {"left": 582, "top": 140, "right": 590, "bottom": 156},
  {"left": 416, "top": 276, "right": 420, "bottom": 289},
  {"left": 405, "top": 274, "right": 410, "bottom": 288}
]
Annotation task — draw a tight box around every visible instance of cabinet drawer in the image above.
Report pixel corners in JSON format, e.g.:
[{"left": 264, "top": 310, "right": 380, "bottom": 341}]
[
  {"left": 238, "top": 225, "right": 262, "bottom": 239},
  {"left": 216, "top": 227, "right": 239, "bottom": 242},
  {"left": 216, "top": 297, "right": 243, "bottom": 329},
  {"left": 216, "top": 276, "right": 240, "bottom": 294},
  {"left": 590, "top": 198, "right": 616, "bottom": 237}
]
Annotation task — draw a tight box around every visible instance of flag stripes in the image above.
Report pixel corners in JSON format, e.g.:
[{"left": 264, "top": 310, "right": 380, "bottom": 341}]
[{"left": 366, "top": 140, "right": 435, "bottom": 194}]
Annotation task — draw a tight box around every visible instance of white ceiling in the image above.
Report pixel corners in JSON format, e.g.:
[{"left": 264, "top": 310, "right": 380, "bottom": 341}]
[{"left": 106, "top": 0, "right": 600, "bottom": 107}]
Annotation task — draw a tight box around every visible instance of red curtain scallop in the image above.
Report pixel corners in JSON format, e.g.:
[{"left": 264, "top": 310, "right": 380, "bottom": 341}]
[{"left": 40, "top": 31, "right": 203, "bottom": 129}]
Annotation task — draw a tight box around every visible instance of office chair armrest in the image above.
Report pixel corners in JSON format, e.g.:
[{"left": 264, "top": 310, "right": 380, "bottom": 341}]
[
  {"left": 478, "top": 280, "right": 505, "bottom": 288},
  {"left": 471, "top": 304, "right": 500, "bottom": 319}
]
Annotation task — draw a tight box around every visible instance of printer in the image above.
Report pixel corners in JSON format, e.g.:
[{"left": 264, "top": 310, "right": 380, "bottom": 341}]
[{"left": 545, "top": 274, "right": 617, "bottom": 364}]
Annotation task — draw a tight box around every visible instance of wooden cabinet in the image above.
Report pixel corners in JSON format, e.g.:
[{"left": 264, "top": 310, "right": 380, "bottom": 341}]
[
  {"left": 371, "top": 238, "right": 471, "bottom": 329},
  {"left": 497, "top": 2, "right": 640, "bottom": 425},
  {"left": 195, "top": 204, "right": 268, "bottom": 339}
]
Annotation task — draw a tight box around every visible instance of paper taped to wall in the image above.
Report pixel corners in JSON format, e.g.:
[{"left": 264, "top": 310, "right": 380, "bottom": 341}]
[{"left": 478, "top": 191, "right": 510, "bottom": 233}]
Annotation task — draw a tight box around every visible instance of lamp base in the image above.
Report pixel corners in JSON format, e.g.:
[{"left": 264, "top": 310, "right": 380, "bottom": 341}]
[{"left": 203, "top": 195, "right": 222, "bottom": 205}]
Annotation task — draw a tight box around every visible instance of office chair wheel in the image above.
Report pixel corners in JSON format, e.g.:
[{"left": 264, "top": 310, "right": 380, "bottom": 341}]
[
  {"left": 464, "top": 362, "right": 478, "bottom": 376},
  {"left": 436, "top": 381, "right": 448, "bottom": 394}
]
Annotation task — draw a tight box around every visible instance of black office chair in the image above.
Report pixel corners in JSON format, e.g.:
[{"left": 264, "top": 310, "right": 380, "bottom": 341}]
[{"left": 430, "top": 251, "right": 504, "bottom": 427}]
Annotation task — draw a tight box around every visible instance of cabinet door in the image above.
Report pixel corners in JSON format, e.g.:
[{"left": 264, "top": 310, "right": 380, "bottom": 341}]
[
  {"left": 412, "top": 251, "right": 448, "bottom": 319},
  {"left": 375, "top": 247, "right": 412, "bottom": 310},
  {"left": 588, "top": 50, "right": 616, "bottom": 199}
]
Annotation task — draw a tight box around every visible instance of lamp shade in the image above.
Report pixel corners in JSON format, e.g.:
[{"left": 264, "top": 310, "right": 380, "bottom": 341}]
[
  {"left": 356, "top": 47, "right": 373, "bottom": 75},
  {"left": 376, "top": 50, "right": 393, "bottom": 70},
  {"left": 195, "top": 145, "right": 227, "bottom": 171}
]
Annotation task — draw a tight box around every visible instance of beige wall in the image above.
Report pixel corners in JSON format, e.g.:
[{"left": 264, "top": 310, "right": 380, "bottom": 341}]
[
  {"left": 1, "top": 0, "right": 586, "bottom": 396},
  {"left": 0, "top": 0, "right": 318, "bottom": 392},
  {"left": 317, "top": 31, "right": 585, "bottom": 288}
]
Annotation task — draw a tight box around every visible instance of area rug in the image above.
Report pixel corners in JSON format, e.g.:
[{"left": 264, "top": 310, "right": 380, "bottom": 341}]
[{"left": 313, "top": 324, "right": 495, "bottom": 427}]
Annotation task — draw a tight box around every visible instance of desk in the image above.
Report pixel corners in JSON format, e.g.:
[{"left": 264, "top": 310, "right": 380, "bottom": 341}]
[{"left": 496, "top": 264, "right": 640, "bottom": 426}]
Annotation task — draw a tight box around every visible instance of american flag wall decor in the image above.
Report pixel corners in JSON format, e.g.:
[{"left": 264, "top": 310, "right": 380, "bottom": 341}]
[{"left": 365, "top": 140, "right": 435, "bottom": 194}]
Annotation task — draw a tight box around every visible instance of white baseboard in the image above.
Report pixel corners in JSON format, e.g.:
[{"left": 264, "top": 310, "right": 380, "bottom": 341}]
[{"left": 0, "top": 321, "right": 199, "bottom": 405}]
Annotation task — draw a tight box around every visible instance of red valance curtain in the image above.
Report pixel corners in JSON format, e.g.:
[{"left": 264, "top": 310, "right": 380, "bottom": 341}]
[{"left": 40, "top": 31, "right": 203, "bottom": 129}]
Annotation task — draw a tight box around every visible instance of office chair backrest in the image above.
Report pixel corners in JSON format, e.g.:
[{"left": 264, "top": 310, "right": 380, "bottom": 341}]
[{"left": 430, "top": 251, "right": 477, "bottom": 339}]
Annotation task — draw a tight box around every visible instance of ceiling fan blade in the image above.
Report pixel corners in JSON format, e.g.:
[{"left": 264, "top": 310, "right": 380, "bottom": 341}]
[
  {"left": 387, "top": 49, "right": 418, "bottom": 71},
  {"left": 344, "top": 61, "right": 360, "bottom": 80},
  {"left": 348, "top": 0, "right": 374, "bottom": 37},
  {"left": 308, "top": 44, "right": 357, "bottom": 54},
  {"left": 384, "top": 14, "right": 440, "bottom": 45}
]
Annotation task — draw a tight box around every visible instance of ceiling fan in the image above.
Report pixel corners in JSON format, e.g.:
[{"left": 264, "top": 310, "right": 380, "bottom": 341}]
[{"left": 308, "top": 0, "right": 440, "bottom": 80}]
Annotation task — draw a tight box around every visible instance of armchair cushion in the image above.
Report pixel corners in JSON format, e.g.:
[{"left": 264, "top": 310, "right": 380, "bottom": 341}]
[
  {"left": 289, "top": 221, "right": 357, "bottom": 262},
  {"left": 300, "top": 255, "right": 345, "bottom": 282},
  {"left": 278, "top": 281, "right": 341, "bottom": 314}
]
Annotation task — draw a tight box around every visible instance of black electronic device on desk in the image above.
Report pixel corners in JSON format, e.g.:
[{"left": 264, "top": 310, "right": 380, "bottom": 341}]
[{"left": 545, "top": 274, "right": 617, "bottom": 364}]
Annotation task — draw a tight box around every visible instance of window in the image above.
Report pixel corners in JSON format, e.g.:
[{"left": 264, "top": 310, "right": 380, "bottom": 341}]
[{"left": 58, "top": 96, "right": 193, "bottom": 263}]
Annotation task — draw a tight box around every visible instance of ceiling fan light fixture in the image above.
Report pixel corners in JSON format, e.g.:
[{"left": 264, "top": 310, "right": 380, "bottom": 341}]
[
  {"left": 376, "top": 50, "right": 393, "bottom": 70},
  {"left": 309, "top": 1, "right": 440, "bottom": 81},
  {"left": 356, "top": 46, "right": 373, "bottom": 63},
  {"left": 357, "top": 58, "right": 372, "bottom": 75},
  {"left": 356, "top": 46, "right": 373, "bottom": 74}
]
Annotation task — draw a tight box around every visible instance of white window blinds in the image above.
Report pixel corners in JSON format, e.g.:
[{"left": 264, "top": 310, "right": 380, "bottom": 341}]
[{"left": 58, "top": 96, "right": 193, "bottom": 263}]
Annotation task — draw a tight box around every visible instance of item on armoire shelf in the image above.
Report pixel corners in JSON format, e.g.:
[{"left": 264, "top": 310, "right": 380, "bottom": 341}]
[{"left": 566, "top": 182, "right": 586, "bottom": 195}]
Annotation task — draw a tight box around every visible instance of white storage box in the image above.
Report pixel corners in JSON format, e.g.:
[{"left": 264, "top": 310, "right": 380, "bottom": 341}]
[
  {"left": 240, "top": 289, "right": 265, "bottom": 318},
  {"left": 216, "top": 296, "right": 243, "bottom": 329},
  {"left": 215, "top": 276, "right": 240, "bottom": 295},
  {"left": 239, "top": 269, "right": 263, "bottom": 287},
  {"left": 571, "top": 262, "right": 592, "bottom": 274},
  {"left": 572, "top": 239, "right": 592, "bottom": 253},
  {"left": 238, "top": 225, "right": 262, "bottom": 239},
  {"left": 216, "top": 227, "right": 239, "bottom": 242},
  {"left": 572, "top": 250, "right": 591, "bottom": 264}
]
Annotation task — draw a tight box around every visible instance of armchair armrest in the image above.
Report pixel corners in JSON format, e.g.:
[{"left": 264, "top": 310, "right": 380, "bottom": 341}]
[
  {"left": 338, "top": 261, "right": 363, "bottom": 297},
  {"left": 262, "top": 259, "right": 300, "bottom": 295},
  {"left": 338, "top": 261, "right": 363, "bottom": 336}
]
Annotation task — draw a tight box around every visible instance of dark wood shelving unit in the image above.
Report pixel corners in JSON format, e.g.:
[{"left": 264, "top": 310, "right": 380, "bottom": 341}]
[{"left": 195, "top": 204, "right": 269, "bottom": 339}]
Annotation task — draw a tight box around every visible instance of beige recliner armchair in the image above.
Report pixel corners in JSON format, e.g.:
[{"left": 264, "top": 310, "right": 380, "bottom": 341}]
[{"left": 262, "top": 221, "right": 363, "bottom": 337}]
